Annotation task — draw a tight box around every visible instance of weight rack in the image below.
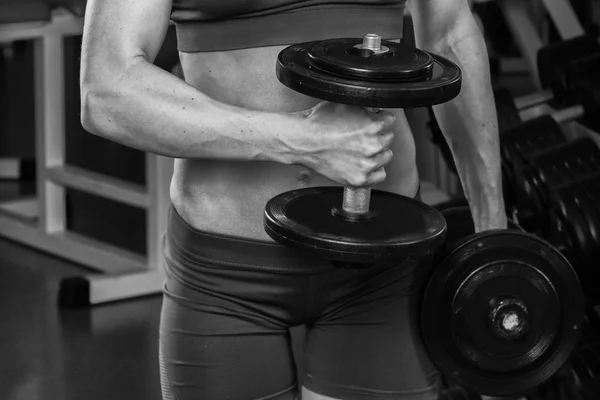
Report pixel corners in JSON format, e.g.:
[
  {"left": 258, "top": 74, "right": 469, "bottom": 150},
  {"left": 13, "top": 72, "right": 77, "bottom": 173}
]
[{"left": 0, "top": 9, "right": 172, "bottom": 306}]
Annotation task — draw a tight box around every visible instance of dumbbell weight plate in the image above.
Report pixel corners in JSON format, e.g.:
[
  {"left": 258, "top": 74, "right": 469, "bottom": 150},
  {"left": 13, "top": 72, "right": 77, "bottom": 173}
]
[
  {"left": 537, "top": 34, "right": 600, "bottom": 103},
  {"left": 267, "top": 37, "right": 462, "bottom": 265},
  {"left": 422, "top": 209, "right": 584, "bottom": 397},
  {"left": 570, "top": 350, "right": 599, "bottom": 400},
  {"left": 277, "top": 39, "right": 462, "bottom": 108},
  {"left": 264, "top": 187, "right": 447, "bottom": 264},
  {"left": 533, "top": 138, "right": 600, "bottom": 186},
  {"left": 553, "top": 142, "right": 600, "bottom": 185},
  {"left": 551, "top": 189, "right": 594, "bottom": 266},
  {"left": 501, "top": 115, "right": 567, "bottom": 207},
  {"left": 547, "top": 188, "right": 600, "bottom": 306},
  {"left": 573, "top": 186, "right": 600, "bottom": 250},
  {"left": 493, "top": 86, "right": 522, "bottom": 132},
  {"left": 512, "top": 138, "right": 600, "bottom": 232},
  {"left": 572, "top": 344, "right": 600, "bottom": 397},
  {"left": 581, "top": 307, "right": 600, "bottom": 344},
  {"left": 501, "top": 115, "right": 567, "bottom": 166},
  {"left": 570, "top": 352, "right": 598, "bottom": 400}
]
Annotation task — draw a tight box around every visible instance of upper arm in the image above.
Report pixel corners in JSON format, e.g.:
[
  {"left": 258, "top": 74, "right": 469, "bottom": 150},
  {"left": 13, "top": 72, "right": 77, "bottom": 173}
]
[
  {"left": 80, "top": 0, "right": 173, "bottom": 86},
  {"left": 407, "top": 0, "right": 474, "bottom": 47}
]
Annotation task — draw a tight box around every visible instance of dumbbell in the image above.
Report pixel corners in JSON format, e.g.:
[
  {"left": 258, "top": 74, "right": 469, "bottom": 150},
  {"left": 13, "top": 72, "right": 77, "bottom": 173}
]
[
  {"left": 581, "top": 306, "right": 600, "bottom": 345},
  {"left": 264, "top": 34, "right": 461, "bottom": 267},
  {"left": 569, "top": 341, "right": 600, "bottom": 400},
  {"left": 421, "top": 206, "right": 583, "bottom": 397},
  {"left": 429, "top": 34, "right": 600, "bottom": 174},
  {"left": 500, "top": 114, "right": 568, "bottom": 210},
  {"left": 495, "top": 51, "right": 600, "bottom": 130},
  {"left": 543, "top": 173, "right": 600, "bottom": 305},
  {"left": 502, "top": 35, "right": 600, "bottom": 119},
  {"left": 265, "top": 34, "right": 585, "bottom": 398},
  {"left": 537, "top": 35, "right": 600, "bottom": 104},
  {"left": 505, "top": 137, "right": 600, "bottom": 232}
]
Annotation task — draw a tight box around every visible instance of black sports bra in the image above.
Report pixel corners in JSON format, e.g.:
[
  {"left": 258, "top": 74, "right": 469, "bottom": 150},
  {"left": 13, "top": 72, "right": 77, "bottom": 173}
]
[{"left": 170, "top": 0, "right": 407, "bottom": 52}]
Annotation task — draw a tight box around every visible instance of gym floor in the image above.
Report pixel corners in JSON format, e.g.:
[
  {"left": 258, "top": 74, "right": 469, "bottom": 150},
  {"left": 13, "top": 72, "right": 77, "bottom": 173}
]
[{"left": 0, "top": 236, "right": 163, "bottom": 400}]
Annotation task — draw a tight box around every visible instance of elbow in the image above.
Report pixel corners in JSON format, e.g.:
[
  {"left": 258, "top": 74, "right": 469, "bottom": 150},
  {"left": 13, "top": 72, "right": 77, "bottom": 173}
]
[
  {"left": 80, "top": 85, "right": 100, "bottom": 135},
  {"left": 80, "top": 82, "right": 120, "bottom": 140}
]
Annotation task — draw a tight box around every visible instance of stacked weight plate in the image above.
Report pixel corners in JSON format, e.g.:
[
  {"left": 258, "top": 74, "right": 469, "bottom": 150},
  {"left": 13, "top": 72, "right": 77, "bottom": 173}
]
[
  {"left": 508, "top": 138, "right": 600, "bottom": 234},
  {"left": 544, "top": 173, "right": 600, "bottom": 305}
]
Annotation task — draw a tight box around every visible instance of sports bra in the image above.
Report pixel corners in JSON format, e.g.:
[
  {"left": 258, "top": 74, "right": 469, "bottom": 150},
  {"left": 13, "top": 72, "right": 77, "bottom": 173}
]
[{"left": 170, "top": 0, "right": 407, "bottom": 52}]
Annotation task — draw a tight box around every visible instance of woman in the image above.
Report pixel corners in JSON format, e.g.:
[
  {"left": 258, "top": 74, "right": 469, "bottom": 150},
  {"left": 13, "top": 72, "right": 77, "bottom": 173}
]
[{"left": 79, "top": 0, "right": 506, "bottom": 398}]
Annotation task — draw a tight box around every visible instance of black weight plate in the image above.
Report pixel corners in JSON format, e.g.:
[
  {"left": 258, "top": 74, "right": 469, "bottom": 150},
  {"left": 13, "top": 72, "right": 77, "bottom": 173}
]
[
  {"left": 501, "top": 115, "right": 566, "bottom": 162},
  {"left": 307, "top": 39, "right": 434, "bottom": 82},
  {"left": 519, "top": 119, "right": 566, "bottom": 157},
  {"left": 571, "top": 349, "right": 599, "bottom": 400},
  {"left": 573, "top": 185, "right": 600, "bottom": 254},
  {"left": 577, "top": 345, "right": 600, "bottom": 395},
  {"left": 537, "top": 34, "right": 600, "bottom": 99},
  {"left": 588, "top": 342, "right": 600, "bottom": 376},
  {"left": 552, "top": 186, "right": 590, "bottom": 272},
  {"left": 437, "top": 206, "right": 522, "bottom": 258},
  {"left": 422, "top": 230, "right": 584, "bottom": 397},
  {"left": 582, "top": 178, "right": 600, "bottom": 244},
  {"left": 554, "top": 186, "right": 596, "bottom": 265},
  {"left": 264, "top": 187, "right": 446, "bottom": 264},
  {"left": 277, "top": 40, "right": 462, "bottom": 108},
  {"left": 500, "top": 115, "right": 567, "bottom": 205},
  {"left": 565, "top": 53, "right": 600, "bottom": 107},
  {"left": 493, "top": 86, "right": 522, "bottom": 132},
  {"left": 582, "top": 307, "right": 600, "bottom": 344},
  {"left": 532, "top": 138, "right": 600, "bottom": 188},
  {"left": 545, "top": 210, "right": 573, "bottom": 255},
  {"left": 512, "top": 167, "right": 546, "bottom": 230}
]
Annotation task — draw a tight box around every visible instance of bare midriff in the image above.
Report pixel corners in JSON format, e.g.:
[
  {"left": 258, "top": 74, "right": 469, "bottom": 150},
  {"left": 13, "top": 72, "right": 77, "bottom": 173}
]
[{"left": 171, "top": 44, "right": 420, "bottom": 241}]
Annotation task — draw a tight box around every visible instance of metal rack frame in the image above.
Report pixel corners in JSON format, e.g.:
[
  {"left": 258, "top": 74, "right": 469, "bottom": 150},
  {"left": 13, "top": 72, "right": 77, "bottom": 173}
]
[{"left": 0, "top": 10, "right": 172, "bottom": 306}]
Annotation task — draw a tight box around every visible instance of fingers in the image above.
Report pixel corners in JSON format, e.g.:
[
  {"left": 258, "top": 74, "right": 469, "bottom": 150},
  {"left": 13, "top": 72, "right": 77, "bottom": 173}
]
[
  {"left": 366, "top": 167, "right": 387, "bottom": 187},
  {"left": 369, "top": 149, "right": 394, "bottom": 172},
  {"left": 378, "top": 130, "right": 395, "bottom": 150},
  {"left": 363, "top": 130, "right": 394, "bottom": 157},
  {"left": 348, "top": 165, "right": 388, "bottom": 187},
  {"left": 369, "top": 110, "right": 396, "bottom": 133},
  {"left": 348, "top": 149, "right": 392, "bottom": 186}
]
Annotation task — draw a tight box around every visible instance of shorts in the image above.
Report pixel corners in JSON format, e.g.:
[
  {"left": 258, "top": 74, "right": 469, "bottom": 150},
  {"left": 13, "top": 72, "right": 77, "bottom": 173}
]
[{"left": 159, "top": 190, "right": 441, "bottom": 400}]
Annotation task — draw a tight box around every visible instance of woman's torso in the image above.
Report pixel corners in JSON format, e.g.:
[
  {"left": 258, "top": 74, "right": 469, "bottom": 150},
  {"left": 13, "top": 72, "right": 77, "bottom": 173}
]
[{"left": 171, "top": 45, "right": 420, "bottom": 241}]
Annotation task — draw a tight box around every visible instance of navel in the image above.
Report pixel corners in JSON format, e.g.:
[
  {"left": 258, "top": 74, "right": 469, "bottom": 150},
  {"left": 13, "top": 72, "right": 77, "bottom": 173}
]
[{"left": 298, "top": 170, "right": 312, "bottom": 186}]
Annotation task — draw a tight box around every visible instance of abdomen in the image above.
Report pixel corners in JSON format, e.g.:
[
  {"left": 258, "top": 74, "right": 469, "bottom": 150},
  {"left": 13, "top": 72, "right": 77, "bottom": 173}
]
[{"left": 172, "top": 46, "right": 418, "bottom": 240}]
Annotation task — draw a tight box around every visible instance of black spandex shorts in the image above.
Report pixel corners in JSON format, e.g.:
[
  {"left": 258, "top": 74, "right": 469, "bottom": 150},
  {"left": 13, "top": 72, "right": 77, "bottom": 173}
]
[{"left": 159, "top": 190, "right": 441, "bottom": 400}]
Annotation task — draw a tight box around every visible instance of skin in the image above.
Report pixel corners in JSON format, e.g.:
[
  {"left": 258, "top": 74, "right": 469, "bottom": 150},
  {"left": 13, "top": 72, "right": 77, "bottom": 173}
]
[{"left": 80, "top": 0, "right": 507, "bottom": 398}]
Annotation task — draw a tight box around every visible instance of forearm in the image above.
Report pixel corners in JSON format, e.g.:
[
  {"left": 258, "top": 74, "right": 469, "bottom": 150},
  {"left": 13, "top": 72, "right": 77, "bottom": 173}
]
[
  {"left": 418, "top": 18, "right": 506, "bottom": 230},
  {"left": 81, "top": 59, "right": 299, "bottom": 164}
]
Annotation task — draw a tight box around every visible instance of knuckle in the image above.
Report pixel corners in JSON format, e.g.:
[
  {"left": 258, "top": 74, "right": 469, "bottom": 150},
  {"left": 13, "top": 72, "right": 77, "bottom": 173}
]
[
  {"left": 368, "top": 121, "right": 384, "bottom": 134},
  {"left": 363, "top": 145, "right": 378, "bottom": 157},
  {"left": 352, "top": 174, "right": 368, "bottom": 187}
]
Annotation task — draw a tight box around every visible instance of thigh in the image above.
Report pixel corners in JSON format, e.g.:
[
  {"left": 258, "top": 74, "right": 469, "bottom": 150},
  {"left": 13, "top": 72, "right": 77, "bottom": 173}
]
[
  {"left": 159, "top": 284, "right": 298, "bottom": 400},
  {"left": 302, "top": 261, "right": 441, "bottom": 400}
]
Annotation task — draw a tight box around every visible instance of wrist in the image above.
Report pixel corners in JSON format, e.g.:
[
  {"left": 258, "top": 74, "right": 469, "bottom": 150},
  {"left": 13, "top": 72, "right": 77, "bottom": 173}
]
[
  {"left": 265, "top": 110, "right": 315, "bottom": 167},
  {"left": 471, "top": 197, "right": 508, "bottom": 232}
]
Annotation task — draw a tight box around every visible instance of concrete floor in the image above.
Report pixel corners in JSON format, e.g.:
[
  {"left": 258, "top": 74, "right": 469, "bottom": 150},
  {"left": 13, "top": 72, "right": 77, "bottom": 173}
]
[{"left": 0, "top": 237, "right": 164, "bottom": 400}]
